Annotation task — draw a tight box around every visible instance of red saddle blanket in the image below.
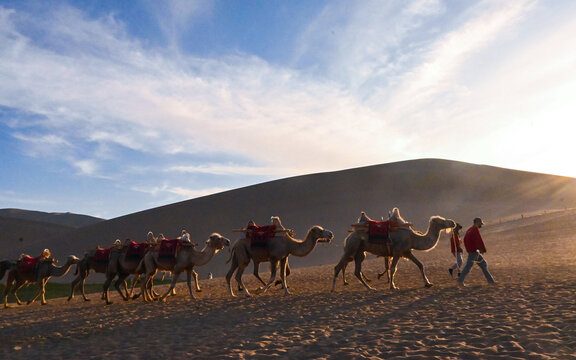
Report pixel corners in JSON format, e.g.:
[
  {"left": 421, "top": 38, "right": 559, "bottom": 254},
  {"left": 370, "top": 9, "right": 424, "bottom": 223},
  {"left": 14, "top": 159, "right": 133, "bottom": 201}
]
[
  {"left": 248, "top": 224, "right": 276, "bottom": 249},
  {"left": 158, "top": 239, "right": 181, "bottom": 258},
  {"left": 94, "top": 248, "right": 111, "bottom": 262},
  {"left": 125, "top": 241, "right": 150, "bottom": 259},
  {"left": 19, "top": 256, "right": 41, "bottom": 272},
  {"left": 368, "top": 220, "right": 398, "bottom": 242}
]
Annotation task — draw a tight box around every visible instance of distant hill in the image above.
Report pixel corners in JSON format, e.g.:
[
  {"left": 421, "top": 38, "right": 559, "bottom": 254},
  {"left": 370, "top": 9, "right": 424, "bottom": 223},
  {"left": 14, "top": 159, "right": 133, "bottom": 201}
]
[
  {"left": 0, "top": 209, "right": 104, "bottom": 229},
  {"left": 12, "top": 158, "right": 571, "bottom": 283},
  {"left": 0, "top": 209, "right": 103, "bottom": 261},
  {"left": 0, "top": 217, "right": 76, "bottom": 257}
]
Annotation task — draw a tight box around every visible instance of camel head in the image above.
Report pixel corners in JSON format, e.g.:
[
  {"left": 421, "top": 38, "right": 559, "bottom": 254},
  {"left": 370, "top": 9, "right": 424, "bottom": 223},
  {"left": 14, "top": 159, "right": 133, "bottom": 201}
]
[
  {"left": 206, "top": 233, "right": 231, "bottom": 250},
  {"left": 66, "top": 255, "right": 81, "bottom": 264},
  {"left": 430, "top": 216, "right": 456, "bottom": 231},
  {"left": 309, "top": 226, "right": 334, "bottom": 243}
]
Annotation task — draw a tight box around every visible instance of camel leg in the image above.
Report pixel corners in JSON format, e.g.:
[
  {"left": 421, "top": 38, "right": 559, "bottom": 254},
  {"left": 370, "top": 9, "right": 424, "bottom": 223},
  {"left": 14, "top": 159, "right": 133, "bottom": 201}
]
[
  {"left": 159, "top": 271, "right": 181, "bottom": 302},
  {"left": 3, "top": 278, "right": 17, "bottom": 308},
  {"left": 236, "top": 260, "right": 252, "bottom": 297},
  {"left": 260, "top": 260, "right": 279, "bottom": 294},
  {"left": 252, "top": 261, "right": 267, "bottom": 287},
  {"left": 140, "top": 270, "right": 153, "bottom": 302},
  {"left": 192, "top": 270, "right": 201, "bottom": 292},
  {"left": 354, "top": 251, "right": 375, "bottom": 291},
  {"left": 361, "top": 271, "right": 372, "bottom": 283},
  {"left": 128, "top": 275, "right": 142, "bottom": 299},
  {"left": 389, "top": 256, "right": 401, "bottom": 290},
  {"left": 80, "top": 276, "right": 91, "bottom": 301},
  {"left": 341, "top": 260, "right": 350, "bottom": 286},
  {"left": 332, "top": 254, "right": 351, "bottom": 291},
  {"left": 26, "top": 282, "right": 43, "bottom": 305},
  {"left": 102, "top": 274, "right": 116, "bottom": 305},
  {"left": 405, "top": 252, "right": 433, "bottom": 288},
  {"left": 186, "top": 269, "right": 197, "bottom": 300},
  {"left": 279, "top": 257, "right": 291, "bottom": 296},
  {"left": 40, "top": 278, "right": 49, "bottom": 305},
  {"left": 226, "top": 253, "right": 239, "bottom": 297},
  {"left": 3, "top": 286, "right": 10, "bottom": 308},
  {"left": 114, "top": 274, "right": 130, "bottom": 301},
  {"left": 68, "top": 275, "right": 80, "bottom": 301},
  {"left": 377, "top": 257, "right": 391, "bottom": 283}
]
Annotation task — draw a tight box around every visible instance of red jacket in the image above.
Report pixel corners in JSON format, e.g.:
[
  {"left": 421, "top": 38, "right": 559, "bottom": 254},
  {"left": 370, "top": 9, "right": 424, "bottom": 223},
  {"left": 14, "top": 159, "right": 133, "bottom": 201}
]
[
  {"left": 450, "top": 232, "right": 463, "bottom": 254},
  {"left": 464, "top": 226, "right": 487, "bottom": 253}
]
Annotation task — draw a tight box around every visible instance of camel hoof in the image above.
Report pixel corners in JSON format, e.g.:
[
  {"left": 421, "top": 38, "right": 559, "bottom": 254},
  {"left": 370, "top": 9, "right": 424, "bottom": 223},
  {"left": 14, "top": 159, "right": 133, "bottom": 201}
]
[
  {"left": 84, "top": 298, "right": 91, "bottom": 302},
  {"left": 425, "top": 283, "right": 433, "bottom": 288},
  {"left": 196, "top": 289, "right": 202, "bottom": 293},
  {"left": 26, "top": 301, "right": 33, "bottom": 305},
  {"left": 343, "top": 282, "right": 349, "bottom": 286}
]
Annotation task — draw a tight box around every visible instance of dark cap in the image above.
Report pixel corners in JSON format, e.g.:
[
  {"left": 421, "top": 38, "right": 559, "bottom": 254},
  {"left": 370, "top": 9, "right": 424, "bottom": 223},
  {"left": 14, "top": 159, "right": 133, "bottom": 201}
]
[{"left": 473, "top": 217, "right": 484, "bottom": 225}]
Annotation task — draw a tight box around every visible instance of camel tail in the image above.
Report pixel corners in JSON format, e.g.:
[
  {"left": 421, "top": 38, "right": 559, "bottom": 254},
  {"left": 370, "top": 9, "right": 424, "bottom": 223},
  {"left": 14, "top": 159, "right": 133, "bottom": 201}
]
[
  {"left": 135, "top": 258, "right": 145, "bottom": 274},
  {"left": 226, "top": 247, "right": 235, "bottom": 264},
  {"left": 0, "top": 260, "right": 14, "bottom": 281},
  {"left": 0, "top": 263, "right": 6, "bottom": 281}
]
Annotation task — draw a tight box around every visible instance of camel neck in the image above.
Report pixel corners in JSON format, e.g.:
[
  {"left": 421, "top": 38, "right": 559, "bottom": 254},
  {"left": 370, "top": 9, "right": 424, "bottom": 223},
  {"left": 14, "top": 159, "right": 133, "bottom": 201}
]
[
  {"left": 411, "top": 223, "right": 443, "bottom": 251},
  {"left": 194, "top": 245, "right": 218, "bottom": 266},
  {"left": 287, "top": 231, "right": 319, "bottom": 257}
]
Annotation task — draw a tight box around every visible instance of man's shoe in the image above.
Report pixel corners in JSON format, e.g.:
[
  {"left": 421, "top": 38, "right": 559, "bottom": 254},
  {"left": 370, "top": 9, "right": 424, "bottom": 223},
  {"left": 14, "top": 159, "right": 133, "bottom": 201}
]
[{"left": 448, "top": 268, "right": 453, "bottom": 278}]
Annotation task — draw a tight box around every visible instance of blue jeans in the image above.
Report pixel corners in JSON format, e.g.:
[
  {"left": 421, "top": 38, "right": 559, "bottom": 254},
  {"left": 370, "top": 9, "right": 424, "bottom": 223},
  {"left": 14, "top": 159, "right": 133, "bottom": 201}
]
[{"left": 458, "top": 252, "right": 495, "bottom": 284}]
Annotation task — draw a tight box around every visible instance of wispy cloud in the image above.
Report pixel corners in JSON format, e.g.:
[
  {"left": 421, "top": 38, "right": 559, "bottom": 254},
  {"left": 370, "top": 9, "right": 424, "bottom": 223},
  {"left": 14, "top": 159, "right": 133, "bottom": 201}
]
[{"left": 2, "top": 0, "right": 576, "bottom": 218}]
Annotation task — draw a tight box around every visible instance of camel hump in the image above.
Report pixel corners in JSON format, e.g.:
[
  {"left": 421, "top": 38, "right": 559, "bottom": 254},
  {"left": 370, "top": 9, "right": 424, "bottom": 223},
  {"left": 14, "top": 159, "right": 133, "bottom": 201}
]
[
  {"left": 390, "top": 207, "right": 410, "bottom": 225},
  {"left": 357, "top": 211, "right": 373, "bottom": 224}
]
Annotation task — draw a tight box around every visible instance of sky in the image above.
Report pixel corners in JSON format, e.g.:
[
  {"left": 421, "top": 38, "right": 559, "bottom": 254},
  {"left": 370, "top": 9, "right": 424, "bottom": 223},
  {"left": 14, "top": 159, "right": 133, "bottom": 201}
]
[{"left": 1, "top": 0, "right": 576, "bottom": 219}]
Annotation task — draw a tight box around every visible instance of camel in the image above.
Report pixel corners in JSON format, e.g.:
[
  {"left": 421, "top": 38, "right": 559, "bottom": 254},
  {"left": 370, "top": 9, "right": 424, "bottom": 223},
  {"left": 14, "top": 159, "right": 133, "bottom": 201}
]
[
  {"left": 332, "top": 208, "right": 455, "bottom": 291},
  {"left": 138, "top": 233, "right": 230, "bottom": 302},
  {"left": 228, "top": 216, "right": 294, "bottom": 292},
  {"left": 226, "top": 222, "right": 334, "bottom": 297},
  {"left": 3, "top": 255, "right": 80, "bottom": 307},
  {"left": 102, "top": 240, "right": 151, "bottom": 305},
  {"left": 339, "top": 211, "right": 404, "bottom": 286},
  {"left": 67, "top": 244, "right": 132, "bottom": 302}
]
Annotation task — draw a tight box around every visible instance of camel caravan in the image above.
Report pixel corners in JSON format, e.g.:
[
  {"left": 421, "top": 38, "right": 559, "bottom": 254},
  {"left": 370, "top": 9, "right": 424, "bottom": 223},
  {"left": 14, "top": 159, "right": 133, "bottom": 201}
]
[{"left": 1, "top": 208, "right": 457, "bottom": 308}]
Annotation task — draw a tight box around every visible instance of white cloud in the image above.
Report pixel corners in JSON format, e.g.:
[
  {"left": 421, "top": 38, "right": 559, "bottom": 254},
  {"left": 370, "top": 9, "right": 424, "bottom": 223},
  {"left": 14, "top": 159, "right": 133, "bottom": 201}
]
[
  {"left": 2, "top": 0, "right": 576, "bottom": 190},
  {"left": 130, "top": 183, "right": 228, "bottom": 200}
]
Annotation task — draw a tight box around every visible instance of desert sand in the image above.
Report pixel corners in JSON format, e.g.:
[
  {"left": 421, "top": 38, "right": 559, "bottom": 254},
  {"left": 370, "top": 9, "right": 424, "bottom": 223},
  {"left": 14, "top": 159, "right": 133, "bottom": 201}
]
[{"left": 1, "top": 210, "right": 575, "bottom": 359}]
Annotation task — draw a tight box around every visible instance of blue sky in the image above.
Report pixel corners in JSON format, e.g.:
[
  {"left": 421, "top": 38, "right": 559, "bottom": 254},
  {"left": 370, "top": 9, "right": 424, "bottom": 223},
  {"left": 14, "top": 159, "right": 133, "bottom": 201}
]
[{"left": 1, "top": 0, "right": 576, "bottom": 219}]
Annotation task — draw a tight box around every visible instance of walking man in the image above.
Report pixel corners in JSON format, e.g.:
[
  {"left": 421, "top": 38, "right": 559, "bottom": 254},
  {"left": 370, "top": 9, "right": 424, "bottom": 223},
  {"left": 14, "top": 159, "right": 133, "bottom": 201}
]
[{"left": 457, "top": 217, "right": 495, "bottom": 286}]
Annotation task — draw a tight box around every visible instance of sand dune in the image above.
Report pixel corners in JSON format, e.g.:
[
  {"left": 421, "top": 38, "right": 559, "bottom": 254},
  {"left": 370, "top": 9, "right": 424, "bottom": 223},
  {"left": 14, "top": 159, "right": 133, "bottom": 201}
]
[
  {"left": 4, "top": 159, "right": 576, "bottom": 283},
  {"left": 1, "top": 209, "right": 575, "bottom": 359}
]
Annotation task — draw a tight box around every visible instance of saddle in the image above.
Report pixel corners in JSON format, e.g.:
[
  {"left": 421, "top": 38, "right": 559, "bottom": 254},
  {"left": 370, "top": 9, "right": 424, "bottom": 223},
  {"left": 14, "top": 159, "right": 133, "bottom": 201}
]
[
  {"left": 367, "top": 220, "right": 399, "bottom": 243},
  {"left": 247, "top": 224, "right": 277, "bottom": 249},
  {"left": 19, "top": 255, "right": 41, "bottom": 272},
  {"left": 158, "top": 239, "right": 181, "bottom": 260},
  {"left": 125, "top": 241, "right": 150, "bottom": 261},
  {"left": 94, "top": 248, "right": 112, "bottom": 262}
]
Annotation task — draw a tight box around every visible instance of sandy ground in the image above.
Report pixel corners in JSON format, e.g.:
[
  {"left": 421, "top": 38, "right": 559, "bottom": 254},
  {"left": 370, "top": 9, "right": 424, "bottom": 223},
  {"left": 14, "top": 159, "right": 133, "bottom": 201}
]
[{"left": 1, "top": 213, "right": 576, "bottom": 359}]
